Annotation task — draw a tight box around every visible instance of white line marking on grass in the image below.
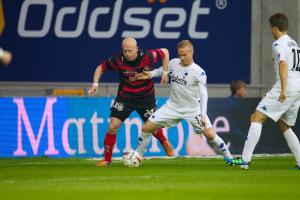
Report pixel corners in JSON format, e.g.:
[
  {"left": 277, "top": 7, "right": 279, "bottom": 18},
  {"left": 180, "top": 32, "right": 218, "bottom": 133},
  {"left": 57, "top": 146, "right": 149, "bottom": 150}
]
[
  {"left": 0, "top": 154, "right": 293, "bottom": 166},
  {"left": 0, "top": 175, "right": 161, "bottom": 184},
  {"left": 88, "top": 153, "right": 294, "bottom": 161}
]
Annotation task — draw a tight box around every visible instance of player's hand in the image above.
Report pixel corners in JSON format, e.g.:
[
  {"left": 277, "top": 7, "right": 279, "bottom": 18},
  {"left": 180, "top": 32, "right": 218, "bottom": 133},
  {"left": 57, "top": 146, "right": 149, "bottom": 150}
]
[
  {"left": 161, "top": 72, "right": 169, "bottom": 84},
  {"left": 201, "top": 115, "right": 207, "bottom": 129},
  {"left": 278, "top": 92, "right": 286, "bottom": 103},
  {"left": 134, "top": 71, "right": 152, "bottom": 80},
  {"left": 0, "top": 51, "right": 12, "bottom": 66},
  {"left": 88, "top": 85, "right": 98, "bottom": 96}
]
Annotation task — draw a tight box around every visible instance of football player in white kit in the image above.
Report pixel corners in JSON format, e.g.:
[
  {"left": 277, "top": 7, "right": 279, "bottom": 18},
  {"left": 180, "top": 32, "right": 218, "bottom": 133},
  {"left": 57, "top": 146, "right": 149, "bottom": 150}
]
[
  {"left": 227, "top": 13, "right": 300, "bottom": 170},
  {"left": 134, "top": 40, "right": 233, "bottom": 161}
]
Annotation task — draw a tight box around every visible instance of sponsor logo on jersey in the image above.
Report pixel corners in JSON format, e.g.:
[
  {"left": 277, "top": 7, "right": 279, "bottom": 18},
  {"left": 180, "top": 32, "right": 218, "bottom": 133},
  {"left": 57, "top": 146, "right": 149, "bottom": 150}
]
[
  {"left": 170, "top": 74, "right": 187, "bottom": 85},
  {"left": 112, "top": 101, "right": 124, "bottom": 111},
  {"left": 123, "top": 70, "right": 137, "bottom": 77}
]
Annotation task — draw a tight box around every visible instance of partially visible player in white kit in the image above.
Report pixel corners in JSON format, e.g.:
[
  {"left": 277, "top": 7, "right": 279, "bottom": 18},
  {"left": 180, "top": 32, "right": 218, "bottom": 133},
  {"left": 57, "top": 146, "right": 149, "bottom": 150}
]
[
  {"left": 134, "top": 40, "right": 233, "bottom": 161},
  {"left": 228, "top": 13, "right": 300, "bottom": 170}
]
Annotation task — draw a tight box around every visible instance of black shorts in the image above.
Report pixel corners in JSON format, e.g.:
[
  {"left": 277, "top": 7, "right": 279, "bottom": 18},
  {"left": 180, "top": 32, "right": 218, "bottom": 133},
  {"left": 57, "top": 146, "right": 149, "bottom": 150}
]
[{"left": 110, "top": 98, "right": 157, "bottom": 122}]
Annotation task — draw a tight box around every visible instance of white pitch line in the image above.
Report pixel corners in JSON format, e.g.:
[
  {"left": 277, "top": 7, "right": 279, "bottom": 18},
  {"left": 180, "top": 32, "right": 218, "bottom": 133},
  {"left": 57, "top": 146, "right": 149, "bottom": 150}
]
[{"left": 0, "top": 175, "right": 161, "bottom": 184}]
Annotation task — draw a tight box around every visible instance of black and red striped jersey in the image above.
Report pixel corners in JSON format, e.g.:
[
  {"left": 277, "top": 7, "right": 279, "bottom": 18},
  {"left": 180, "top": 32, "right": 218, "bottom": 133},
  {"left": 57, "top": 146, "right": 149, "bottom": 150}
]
[{"left": 101, "top": 49, "right": 165, "bottom": 103}]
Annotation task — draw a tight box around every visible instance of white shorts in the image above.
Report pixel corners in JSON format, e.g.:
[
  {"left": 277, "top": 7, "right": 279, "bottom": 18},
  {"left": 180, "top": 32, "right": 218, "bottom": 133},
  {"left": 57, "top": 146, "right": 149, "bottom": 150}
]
[
  {"left": 148, "top": 103, "right": 213, "bottom": 134},
  {"left": 257, "top": 87, "right": 300, "bottom": 126}
]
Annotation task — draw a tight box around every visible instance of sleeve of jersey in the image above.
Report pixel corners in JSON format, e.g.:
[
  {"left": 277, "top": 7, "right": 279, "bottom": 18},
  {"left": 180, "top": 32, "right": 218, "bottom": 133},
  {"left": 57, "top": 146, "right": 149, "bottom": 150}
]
[
  {"left": 151, "top": 66, "right": 164, "bottom": 77},
  {"left": 273, "top": 44, "right": 287, "bottom": 62},
  {"left": 149, "top": 49, "right": 165, "bottom": 64},
  {"left": 101, "top": 56, "right": 119, "bottom": 72},
  {"left": 198, "top": 82, "right": 208, "bottom": 116},
  {"left": 197, "top": 71, "right": 208, "bottom": 116}
]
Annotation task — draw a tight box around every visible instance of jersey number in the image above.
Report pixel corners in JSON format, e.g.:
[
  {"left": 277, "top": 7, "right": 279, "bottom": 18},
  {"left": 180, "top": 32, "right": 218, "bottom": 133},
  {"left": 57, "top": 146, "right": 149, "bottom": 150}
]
[{"left": 292, "top": 49, "right": 300, "bottom": 71}]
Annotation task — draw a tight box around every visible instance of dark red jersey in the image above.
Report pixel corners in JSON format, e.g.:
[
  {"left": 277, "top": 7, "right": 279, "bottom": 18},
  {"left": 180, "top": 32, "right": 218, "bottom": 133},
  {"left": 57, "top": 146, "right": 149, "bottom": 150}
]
[{"left": 101, "top": 49, "right": 165, "bottom": 103}]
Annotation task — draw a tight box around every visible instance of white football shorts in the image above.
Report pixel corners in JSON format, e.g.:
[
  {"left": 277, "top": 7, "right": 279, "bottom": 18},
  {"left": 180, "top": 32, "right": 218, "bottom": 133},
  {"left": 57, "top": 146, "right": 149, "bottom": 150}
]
[
  {"left": 148, "top": 103, "right": 212, "bottom": 133},
  {"left": 257, "top": 86, "right": 300, "bottom": 126}
]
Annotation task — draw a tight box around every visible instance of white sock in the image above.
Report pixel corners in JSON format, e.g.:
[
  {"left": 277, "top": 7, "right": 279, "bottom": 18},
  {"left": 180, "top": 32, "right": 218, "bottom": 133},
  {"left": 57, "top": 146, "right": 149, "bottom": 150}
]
[
  {"left": 209, "top": 135, "right": 232, "bottom": 159},
  {"left": 136, "top": 131, "right": 152, "bottom": 156},
  {"left": 283, "top": 128, "right": 300, "bottom": 166},
  {"left": 242, "top": 122, "right": 262, "bottom": 162}
]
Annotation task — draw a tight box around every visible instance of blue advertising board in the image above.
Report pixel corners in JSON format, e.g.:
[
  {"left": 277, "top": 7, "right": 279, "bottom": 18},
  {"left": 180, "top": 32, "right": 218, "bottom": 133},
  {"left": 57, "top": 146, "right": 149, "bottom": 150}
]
[
  {"left": 1, "top": 97, "right": 299, "bottom": 158},
  {"left": 0, "top": 0, "right": 251, "bottom": 83}
]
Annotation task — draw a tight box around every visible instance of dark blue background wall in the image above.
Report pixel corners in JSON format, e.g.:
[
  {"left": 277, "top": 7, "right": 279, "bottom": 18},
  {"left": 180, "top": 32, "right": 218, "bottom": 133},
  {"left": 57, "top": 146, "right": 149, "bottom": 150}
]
[{"left": 0, "top": 0, "right": 250, "bottom": 83}]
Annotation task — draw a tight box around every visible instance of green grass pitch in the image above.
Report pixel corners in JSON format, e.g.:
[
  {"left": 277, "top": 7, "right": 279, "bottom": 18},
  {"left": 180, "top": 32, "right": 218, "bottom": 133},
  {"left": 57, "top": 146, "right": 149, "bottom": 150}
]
[{"left": 0, "top": 156, "right": 299, "bottom": 200}]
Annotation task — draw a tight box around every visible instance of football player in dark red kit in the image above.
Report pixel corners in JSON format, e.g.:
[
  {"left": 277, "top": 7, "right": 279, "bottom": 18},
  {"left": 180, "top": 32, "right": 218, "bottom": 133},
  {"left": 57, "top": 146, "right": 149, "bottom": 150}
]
[{"left": 89, "top": 37, "right": 173, "bottom": 166}]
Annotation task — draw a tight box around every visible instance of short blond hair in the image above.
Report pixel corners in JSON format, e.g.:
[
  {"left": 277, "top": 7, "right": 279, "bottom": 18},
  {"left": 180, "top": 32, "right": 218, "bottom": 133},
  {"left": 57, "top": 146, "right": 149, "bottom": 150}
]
[{"left": 176, "top": 40, "right": 193, "bottom": 50}]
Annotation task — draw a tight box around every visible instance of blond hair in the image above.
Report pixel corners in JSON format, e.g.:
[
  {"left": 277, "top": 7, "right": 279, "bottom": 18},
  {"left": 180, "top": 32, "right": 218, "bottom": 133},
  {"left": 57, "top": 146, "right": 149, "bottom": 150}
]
[{"left": 176, "top": 40, "right": 193, "bottom": 50}]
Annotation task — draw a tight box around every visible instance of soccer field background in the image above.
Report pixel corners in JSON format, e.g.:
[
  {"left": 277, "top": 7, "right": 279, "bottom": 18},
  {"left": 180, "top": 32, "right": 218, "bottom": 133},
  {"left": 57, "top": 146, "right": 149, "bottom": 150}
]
[{"left": 0, "top": 156, "right": 299, "bottom": 200}]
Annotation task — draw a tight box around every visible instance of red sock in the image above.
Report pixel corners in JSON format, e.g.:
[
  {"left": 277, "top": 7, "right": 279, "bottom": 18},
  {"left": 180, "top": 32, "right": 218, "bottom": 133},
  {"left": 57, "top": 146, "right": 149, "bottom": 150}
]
[
  {"left": 104, "top": 133, "right": 116, "bottom": 163},
  {"left": 152, "top": 128, "right": 167, "bottom": 143}
]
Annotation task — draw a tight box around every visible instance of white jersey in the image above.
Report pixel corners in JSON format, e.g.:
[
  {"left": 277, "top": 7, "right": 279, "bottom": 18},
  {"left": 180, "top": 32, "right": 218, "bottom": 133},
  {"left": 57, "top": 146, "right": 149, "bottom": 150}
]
[
  {"left": 152, "top": 58, "right": 208, "bottom": 114},
  {"left": 272, "top": 35, "right": 300, "bottom": 91}
]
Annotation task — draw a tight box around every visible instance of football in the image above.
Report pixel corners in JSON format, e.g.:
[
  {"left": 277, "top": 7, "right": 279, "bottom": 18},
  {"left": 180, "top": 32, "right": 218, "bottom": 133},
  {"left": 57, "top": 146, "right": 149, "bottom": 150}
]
[{"left": 122, "top": 150, "right": 142, "bottom": 167}]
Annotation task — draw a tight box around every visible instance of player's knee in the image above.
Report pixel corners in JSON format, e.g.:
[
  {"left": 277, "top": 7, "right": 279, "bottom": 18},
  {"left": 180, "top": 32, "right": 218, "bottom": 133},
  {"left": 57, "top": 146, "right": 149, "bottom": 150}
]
[
  {"left": 250, "top": 113, "right": 256, "bottom": 122},
  {"left": 203, "top": 128, "right": 216, "bottom": 140},
  {"left": 142, "top": 123, "right": 153, "bottom": 134},
  {"left": 142, "top": 126, "right": 150, "bottom": 134},
  {"left": 250, "top": 112, "right": 262, "bottom": 123},
  {"left": 108, "top": 125, "right": 119, "bottom": 134},
  {"left": 278, "top": 120, "right": 290, "bottom": 133}
]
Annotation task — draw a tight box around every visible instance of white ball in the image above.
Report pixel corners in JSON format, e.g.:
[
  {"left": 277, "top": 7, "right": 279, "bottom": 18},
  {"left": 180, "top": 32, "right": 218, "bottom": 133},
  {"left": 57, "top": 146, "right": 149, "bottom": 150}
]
[{"left": 122, "top": 150, "right": 142, "bottom": 167}]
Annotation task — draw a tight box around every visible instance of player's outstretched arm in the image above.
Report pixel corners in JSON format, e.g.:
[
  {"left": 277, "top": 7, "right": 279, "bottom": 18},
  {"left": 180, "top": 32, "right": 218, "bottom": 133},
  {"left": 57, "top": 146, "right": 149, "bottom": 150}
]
[
  {"left": 89, "top": 65, "right": 104, "bottom": 96},
  {"left": 134, "top": 71, "right": 152, "bottom": 80},
  {"left": 198, "top": 82, "right": 208, "bottom": 129},
  {"left": 133, "top": 66, "right": 164, "bottom": 81},
  {"left": 160, "top": 48, "right": 169, "bottom": 84}
]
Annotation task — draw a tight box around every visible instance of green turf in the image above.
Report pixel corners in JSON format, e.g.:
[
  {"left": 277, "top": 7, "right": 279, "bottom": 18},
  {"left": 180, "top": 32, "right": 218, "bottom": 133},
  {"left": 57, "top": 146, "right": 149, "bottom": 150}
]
[{"left": 0, "top": 156, "right": 299, "bottom": 200}]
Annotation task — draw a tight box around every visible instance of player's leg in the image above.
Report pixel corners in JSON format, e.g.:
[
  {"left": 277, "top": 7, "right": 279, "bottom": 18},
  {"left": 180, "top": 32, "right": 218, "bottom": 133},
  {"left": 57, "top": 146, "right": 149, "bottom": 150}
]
[
  {"left": 137, "top": 103, "right": 173, "bottom": 157},
  {"left": 97, "top": 99, "right": 132, "bottom": 167},
  {"left": 240, "top": 110, "right": 267, "bottom": 164},
  {"left": 279, "top": 95, "right": 300, "bottom": 169},
  {"left": 136, "top": 120, "right": 163, "bottom": 156},
  {"left": 136, "top": 104, "right": 180, "bottom": 156},
  {"left": 203, "top": 127, "right": 233, "bottom": 159},
  {"left": 97, "top": 117, "right": 122, "bottom": 166},
  {"left": 278, "top": 120, "right": 300, "bottom": 169},
  {"left": 234, "top": 88, "right": 290, "bottom": 168},
  {"left": 189, "top": 114, "right": 232, "bottom": 159}
]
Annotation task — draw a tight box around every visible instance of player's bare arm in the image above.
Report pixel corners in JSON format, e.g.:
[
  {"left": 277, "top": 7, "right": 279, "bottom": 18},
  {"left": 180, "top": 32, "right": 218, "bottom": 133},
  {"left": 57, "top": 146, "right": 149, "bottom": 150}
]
[
  {"left": 278, "top": 60, "right": 287, "bottom": 103},
  {"left": 134, "top": 71, "right": 152, "bottom": 80},
  {"left": 89, "top": 65, "right": 104, "bottom": 96},
  {"left": 200, "top": 115, "right": 207, "bottom": 129},
  {"left": 160, "top": 48, "right": 169, "bottom": 84}
]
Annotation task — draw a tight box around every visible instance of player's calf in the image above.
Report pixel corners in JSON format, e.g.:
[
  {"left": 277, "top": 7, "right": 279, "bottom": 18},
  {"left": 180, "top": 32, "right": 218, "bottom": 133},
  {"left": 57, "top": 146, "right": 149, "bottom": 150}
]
[{"left": 161, "top": 140, "right": 174, "bottom": 157}]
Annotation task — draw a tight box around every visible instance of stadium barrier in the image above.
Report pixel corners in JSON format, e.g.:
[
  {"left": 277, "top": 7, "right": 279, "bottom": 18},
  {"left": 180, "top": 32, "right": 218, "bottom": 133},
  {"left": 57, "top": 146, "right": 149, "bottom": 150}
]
[
  {"left": 52, "top": 88, "right": 85, "bottom": 96},
  {"left": 0, "top": 97, "right": 299, "bottom": 158}
]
